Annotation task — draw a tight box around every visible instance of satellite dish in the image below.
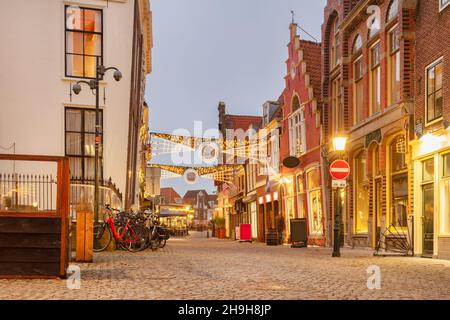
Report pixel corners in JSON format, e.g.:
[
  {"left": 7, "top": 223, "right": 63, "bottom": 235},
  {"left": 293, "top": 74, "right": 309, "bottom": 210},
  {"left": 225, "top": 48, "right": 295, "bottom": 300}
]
[{"left": 283, "top": 156, "right": 300, "bottom": 168}]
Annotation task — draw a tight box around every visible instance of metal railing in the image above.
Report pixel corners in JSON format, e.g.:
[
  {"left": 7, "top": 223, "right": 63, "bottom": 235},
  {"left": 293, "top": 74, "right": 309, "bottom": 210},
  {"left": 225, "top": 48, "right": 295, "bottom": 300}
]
[
  {"left": 70, "top": 178, "right": 123, "bottom": 220},
  {"left": 0, "top": 173, "right": 123, "bottom": 219},
  {"left": 0, "top": 173, "right": 56, "bottom": 211}
]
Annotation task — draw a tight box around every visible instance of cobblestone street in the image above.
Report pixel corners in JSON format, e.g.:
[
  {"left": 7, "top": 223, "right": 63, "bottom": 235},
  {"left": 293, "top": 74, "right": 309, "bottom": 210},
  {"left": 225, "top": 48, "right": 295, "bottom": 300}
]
[{"left": 1, "top": 232, "right": 450, "bottom": 300}]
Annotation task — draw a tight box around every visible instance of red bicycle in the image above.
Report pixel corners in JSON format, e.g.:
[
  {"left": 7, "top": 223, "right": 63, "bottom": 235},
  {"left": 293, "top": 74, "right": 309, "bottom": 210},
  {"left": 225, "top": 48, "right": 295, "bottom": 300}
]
[{"left": 93, "top": 205, "right": 148, "bottom": 252}]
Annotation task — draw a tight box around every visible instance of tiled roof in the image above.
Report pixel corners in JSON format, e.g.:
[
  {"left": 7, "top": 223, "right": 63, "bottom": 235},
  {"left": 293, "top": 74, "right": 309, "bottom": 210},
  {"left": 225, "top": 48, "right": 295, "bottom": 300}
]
[
  {"left": 224, "top": 115, "right": 262, "bottom": 131},
  {"left": 299, "top": 40, "right": 322, "bottom": 99}
]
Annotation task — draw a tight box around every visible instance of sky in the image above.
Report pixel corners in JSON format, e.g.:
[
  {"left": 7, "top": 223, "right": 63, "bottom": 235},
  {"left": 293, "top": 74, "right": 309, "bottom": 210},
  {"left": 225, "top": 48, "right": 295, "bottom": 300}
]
[{"left": 145, "top": 0, "right": 326, "bottom": 197}]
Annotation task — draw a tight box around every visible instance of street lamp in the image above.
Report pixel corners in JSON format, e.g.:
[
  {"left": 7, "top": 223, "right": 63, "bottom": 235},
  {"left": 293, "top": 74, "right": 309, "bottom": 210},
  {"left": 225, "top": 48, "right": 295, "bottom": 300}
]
[
  {"left": 333, "top": 136, "right": 348, "bottom": 152},
  {"left": 331, "top": 134, "right": 347, "bottom": 258},
  {"left": 72, "top": 57, "right": 122, "bottom": 224}
]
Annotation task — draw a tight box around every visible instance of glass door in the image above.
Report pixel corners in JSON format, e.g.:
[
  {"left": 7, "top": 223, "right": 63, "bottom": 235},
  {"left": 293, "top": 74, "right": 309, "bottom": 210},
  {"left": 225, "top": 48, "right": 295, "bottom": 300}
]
[
  {"left": 422, "top": 185, "right": 434, "bottom": 256},
  {"left": 422, "top": 158, "right": 435, "bottom": 257}
]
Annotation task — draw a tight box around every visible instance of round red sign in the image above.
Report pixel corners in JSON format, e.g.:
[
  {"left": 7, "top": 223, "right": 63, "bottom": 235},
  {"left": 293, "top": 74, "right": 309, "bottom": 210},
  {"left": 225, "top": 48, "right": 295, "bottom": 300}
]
[{"left": 329, "top": 160, "right": 350, "bottom": 180}]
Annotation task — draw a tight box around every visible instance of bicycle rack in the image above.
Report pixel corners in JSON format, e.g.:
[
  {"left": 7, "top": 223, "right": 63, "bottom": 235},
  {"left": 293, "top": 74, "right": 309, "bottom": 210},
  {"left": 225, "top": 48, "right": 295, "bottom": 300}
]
[{"left": 374, "top": 219, "right": 413, "bottom": 256}]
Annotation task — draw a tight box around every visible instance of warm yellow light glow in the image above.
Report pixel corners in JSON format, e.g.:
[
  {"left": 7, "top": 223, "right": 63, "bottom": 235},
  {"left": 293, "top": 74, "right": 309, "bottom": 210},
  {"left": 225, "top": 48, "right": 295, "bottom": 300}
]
[
  {"left": 258, "top": 197, "right": 264, "bottom": 205},
  {"left": 265, "top": 194, "right": 271, "bottom": 202},
  {"left": 273, "top": 192, "right": 279, "bottom": 201},
  {"left": 420, "top": 133, "right": 445, "bottom": 155},
  {"left": 279, "top": 176, "right": 292, "bottom": 184},
  {"left": 32, "top": 202, "right": 38, "bottom": 208},
  {"left": 333, "top": 136, "right": 348, "bottom": 152}
]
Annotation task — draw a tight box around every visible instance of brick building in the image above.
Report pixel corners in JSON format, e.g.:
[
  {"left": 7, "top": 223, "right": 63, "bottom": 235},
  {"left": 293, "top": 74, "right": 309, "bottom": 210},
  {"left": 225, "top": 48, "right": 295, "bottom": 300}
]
[
  {"left": 279, "top": 24, "right": 324, "bottom": 245},
  {"left": 217, "top": 103, "right": 262, "bottom": 238},
  {"left": 410, "top": 0, "right": 450, "bottom": 259},
  {"left": 321, "top": 0, "right": 417, "bottom": 249}
]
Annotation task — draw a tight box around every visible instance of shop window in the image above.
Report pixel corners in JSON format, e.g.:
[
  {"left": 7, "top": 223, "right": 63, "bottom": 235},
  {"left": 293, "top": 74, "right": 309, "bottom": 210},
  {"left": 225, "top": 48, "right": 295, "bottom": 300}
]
[
  {"left": 422, "top": 158, "right": 435, "bottom": 182},
  {"left": 444, "top": 154, "right": 450, "bottom": 178},
  {"left": 370, "top": 43, "right": 381, "bottom": 115},
  {"left": 307, "top": 168, "right": 323, "bottom": 236},
  {"left": 388, "top": 26, "right": 401, "bottom": 105},
  {"left": 65, "top": 6, "right": 103, "bottom": 78},
  {"left": 250, "top": 202, "right": 258, "bottom": 239},
  {"left": 296, "top": 173, "right": 305, "bottom": 219},
  {"left": 426, "top": 60, "right": 443, "bottom": 123},
  {"left": 441, "top": 154, "right": 450, "bottom": 234},
  {"left": 355, "top": 151, "right": 369, "bottom": 234},
  {"left": 390, "top": 136, "right": 408, "bottom": 227}
]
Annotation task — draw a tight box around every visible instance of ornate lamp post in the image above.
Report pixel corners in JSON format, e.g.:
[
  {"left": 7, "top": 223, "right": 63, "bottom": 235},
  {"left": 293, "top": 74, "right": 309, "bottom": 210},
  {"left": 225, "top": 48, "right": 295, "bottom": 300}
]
[
  {"left": 72, "top": 57, "right": 122, "bottom": 224},
  {"left": 331, "top": 135, "right": 347, "bottom": 258}
]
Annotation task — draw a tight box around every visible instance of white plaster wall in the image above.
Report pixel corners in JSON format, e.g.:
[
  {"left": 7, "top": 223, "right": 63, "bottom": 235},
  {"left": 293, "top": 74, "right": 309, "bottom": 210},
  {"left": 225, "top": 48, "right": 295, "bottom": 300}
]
[{"left": 0, "top": 0, "right": 135, "bottom": 196}]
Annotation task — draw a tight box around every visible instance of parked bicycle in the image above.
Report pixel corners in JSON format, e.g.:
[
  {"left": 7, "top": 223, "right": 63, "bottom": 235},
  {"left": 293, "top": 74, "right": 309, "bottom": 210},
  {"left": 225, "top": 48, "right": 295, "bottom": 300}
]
[
  {"left": 93, "top": 204, "right": 148, "bottom": 253},
  {"left": 145, "top": 210, "right": 170, "bottom": 251}
]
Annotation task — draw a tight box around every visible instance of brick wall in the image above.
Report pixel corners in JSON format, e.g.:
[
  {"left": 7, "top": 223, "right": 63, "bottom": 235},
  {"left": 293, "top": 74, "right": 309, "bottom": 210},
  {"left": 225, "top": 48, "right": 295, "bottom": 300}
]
[{"left": 415, "top": 0, "right": 450, "bottom": 131}]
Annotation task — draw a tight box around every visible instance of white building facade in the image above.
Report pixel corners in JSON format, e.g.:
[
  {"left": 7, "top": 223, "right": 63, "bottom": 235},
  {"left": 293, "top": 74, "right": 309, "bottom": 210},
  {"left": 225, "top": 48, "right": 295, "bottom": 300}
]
[{"left": 0, "top": 0, "right": 152, "bottom": 211}]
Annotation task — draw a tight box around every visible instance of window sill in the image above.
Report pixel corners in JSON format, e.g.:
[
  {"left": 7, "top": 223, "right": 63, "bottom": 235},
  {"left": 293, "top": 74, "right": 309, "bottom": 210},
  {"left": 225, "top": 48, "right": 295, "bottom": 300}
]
[
  {"left": 62, "top": 77, "right": 108, "bottom": 85},
  {"left": 425, "top": 117, "right": 443, "bottom": 128}
]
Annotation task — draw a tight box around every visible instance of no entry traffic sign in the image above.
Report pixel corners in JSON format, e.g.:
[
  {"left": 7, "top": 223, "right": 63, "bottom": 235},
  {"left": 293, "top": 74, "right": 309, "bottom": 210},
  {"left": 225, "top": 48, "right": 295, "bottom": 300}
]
[{"left": 329, "top": 160, "right": 350, "bottom": 180}]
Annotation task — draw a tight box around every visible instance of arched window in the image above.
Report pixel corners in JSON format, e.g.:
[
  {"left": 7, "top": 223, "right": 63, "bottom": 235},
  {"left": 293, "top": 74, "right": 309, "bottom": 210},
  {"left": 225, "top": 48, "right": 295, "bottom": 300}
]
[
  {"left": 387, "top": 0, "right": 399, "bottom": 22},
  {"left": 289, "top": 96, "right": 305, "bottom": 156},
  {"left": 352, "top": 33, "right": 364, "bottom": 125},
  {"left": 330, "top": 16, "right": 340, "bottom": 68},
  {"left": 292, "top": 95, "right": 300, "bottom": 113},
  {"left": 368, "top": 16, "right": 380, "bottom": 39},
  {"left": 352, "top": 34, "right": 362, "bottom": 54},
  {"left": 390, "top": 135, "right": 408, "bottom": 227},
  {"left": 355, "top": 151, "right": 369, "bottom": 234}
]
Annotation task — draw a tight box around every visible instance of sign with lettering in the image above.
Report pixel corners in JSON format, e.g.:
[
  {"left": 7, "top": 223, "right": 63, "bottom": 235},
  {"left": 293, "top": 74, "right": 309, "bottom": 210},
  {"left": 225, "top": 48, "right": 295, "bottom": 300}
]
[{"left": 365, "top": 129, "right": 382, "bottom": 148}]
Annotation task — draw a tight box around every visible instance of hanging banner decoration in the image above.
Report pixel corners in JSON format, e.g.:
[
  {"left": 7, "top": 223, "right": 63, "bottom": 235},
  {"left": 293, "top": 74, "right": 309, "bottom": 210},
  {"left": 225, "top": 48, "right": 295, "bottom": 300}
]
[
  {"left": 183, "top": 168, "right": 199, "bottom": 185},
  {"left": 198, "top": 141, "right": 220, "bottom": 165}
]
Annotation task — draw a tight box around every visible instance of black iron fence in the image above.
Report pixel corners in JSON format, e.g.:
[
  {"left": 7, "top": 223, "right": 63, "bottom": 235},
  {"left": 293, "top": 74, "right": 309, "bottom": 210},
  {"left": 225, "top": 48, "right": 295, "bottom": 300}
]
[
  {"left": 0, "top": 173, "right": 123, "bottom": 218},
  {"left": 0, "top": 173, "right": 56, "bottom": 211}
]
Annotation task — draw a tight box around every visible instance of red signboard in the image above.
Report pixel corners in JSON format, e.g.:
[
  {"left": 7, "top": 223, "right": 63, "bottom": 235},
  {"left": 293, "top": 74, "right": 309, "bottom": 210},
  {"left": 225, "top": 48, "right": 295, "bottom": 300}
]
[
  {"left": 239, "top": 224, "right": 252, "bottom": 242},
  {"left": 329, "top": 160, "right": 350, "bottom": 180}
]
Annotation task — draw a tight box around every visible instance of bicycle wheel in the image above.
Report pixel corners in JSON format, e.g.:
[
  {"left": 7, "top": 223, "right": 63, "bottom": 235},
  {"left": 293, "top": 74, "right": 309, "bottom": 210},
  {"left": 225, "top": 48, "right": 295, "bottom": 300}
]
[
  {"left": 124, "top": 225, "right": 149, "bottom": 252},
  {"left": 149, "top": 232, "right": 161, "bottom": 251},
  {"left": 159, "top": 237, "right": 167, "bottom": 248},
  {"left": 93, "top": 223, "right": 112, "bottom": 252},
  {"left": 116, "top": 226, "right": 129, "bottom": 251}
]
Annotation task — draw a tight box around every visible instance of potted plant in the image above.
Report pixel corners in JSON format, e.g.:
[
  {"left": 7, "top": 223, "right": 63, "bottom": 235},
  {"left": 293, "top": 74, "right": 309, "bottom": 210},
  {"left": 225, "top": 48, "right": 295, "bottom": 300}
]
[{"left": 214, "top": 217, "right": 226, "bottom": 239}]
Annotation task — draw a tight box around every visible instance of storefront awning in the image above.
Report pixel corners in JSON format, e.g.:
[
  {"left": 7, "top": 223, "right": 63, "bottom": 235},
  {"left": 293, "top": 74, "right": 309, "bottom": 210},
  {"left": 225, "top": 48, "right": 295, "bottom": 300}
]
[{"left": 159, "top": 209, "right": 187, "bottom": 217}]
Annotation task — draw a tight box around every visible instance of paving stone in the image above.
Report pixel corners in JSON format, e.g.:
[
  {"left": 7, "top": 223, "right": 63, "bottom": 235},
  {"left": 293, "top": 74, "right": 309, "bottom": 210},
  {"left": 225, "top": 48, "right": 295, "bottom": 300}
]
[{"left": 0, "top": 232, "right": 449, "bottom": 299}]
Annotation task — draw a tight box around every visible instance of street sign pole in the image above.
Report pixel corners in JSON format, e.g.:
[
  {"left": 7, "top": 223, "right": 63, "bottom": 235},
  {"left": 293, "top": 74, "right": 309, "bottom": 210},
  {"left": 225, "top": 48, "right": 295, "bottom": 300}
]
[
  {"left": 329, "top": 160, "right": 350, "bottom": 258},
  {"left": 332, "top": 186, "right": 341, "bottom": 257}
]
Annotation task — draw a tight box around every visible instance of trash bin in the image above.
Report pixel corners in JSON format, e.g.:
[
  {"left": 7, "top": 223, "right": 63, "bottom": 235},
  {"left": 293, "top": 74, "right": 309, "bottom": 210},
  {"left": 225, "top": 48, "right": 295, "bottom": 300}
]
[{"left": 290, "top": 218, "right": 307, "bottom": 248}]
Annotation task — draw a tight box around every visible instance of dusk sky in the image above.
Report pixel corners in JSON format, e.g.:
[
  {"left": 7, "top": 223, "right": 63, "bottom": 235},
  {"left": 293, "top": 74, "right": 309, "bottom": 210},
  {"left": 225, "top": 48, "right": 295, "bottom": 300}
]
[{"left": 145, "top": 0, "right": 326, "bottom": 197}]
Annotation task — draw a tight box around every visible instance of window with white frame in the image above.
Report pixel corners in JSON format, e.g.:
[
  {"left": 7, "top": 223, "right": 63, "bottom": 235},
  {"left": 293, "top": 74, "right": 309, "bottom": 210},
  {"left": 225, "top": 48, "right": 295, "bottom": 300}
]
[
  {"left": 270, "top": 130, "right": 280, "bottom": 175},
  {"left": 440, "top": 0, "right": 450, "bottom": 11},
  {"left": 289, "top": 109, "right": 306, "bottom": 157},
  {"left": 370, "top": 42, "right": 382, "bottom": 115},
  {"left": 388, "top": 25, "right": 401, "bottom": 105},
  {"left": 65, "top": 6, "right": 103, "bottom": 79}
]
